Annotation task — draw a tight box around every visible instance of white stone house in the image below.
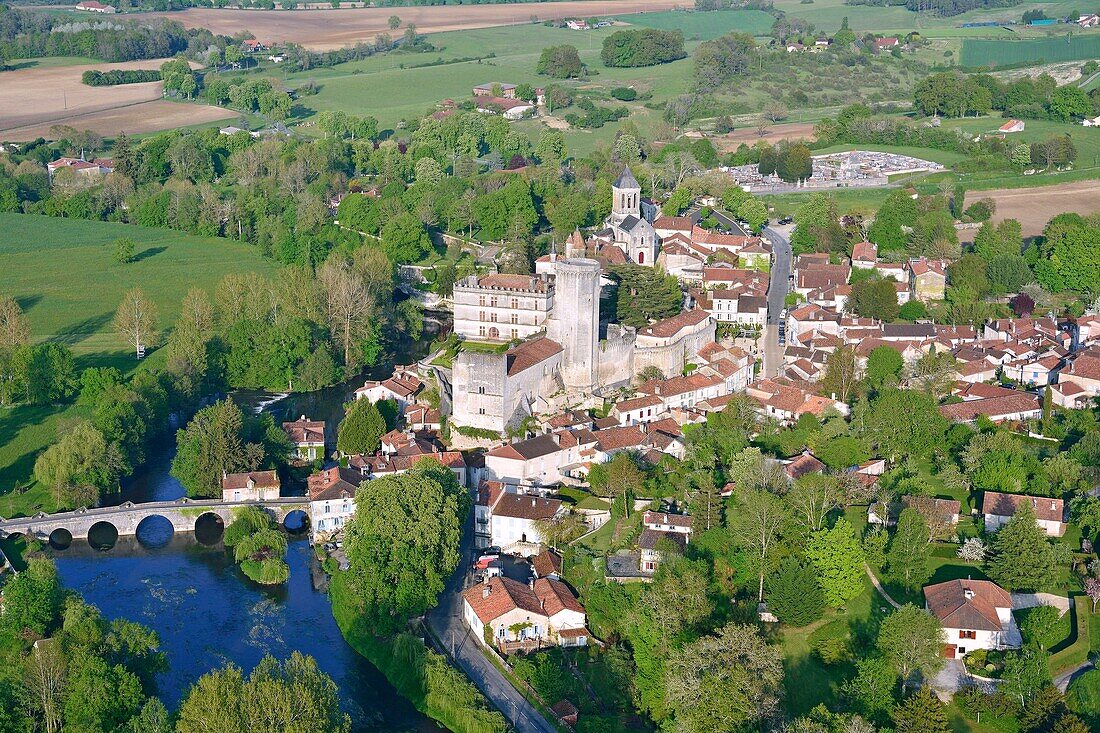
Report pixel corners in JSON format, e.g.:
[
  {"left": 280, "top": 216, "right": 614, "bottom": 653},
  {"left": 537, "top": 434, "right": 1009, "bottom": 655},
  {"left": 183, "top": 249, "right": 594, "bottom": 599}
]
[
  {"left": 639, "top": 511, "right": 693, "bottom": 573},
  {"left": 307, "top": 466, "right": 366, "bottom": 536},
  {"left": 221, "top": 470, "right": 280, "bottom": 503},
  {"left": 462, "top": 576, "right": 588, "bottom": 651},
  {"left": 282, "top": 416, "right": 325, "bottom": 461},
  {"left": 924, "top": 579, "right": 1019, "bottom": 659},
  {"left": 981, "top": 491, "right": 1065, "bottom": 537}
]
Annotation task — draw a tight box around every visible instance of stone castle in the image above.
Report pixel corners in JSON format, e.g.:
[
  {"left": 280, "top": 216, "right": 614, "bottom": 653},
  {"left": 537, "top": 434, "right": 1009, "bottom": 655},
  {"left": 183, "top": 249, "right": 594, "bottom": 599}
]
[{"left": 443, "top": 169, "right": 715, "bottom": 434}]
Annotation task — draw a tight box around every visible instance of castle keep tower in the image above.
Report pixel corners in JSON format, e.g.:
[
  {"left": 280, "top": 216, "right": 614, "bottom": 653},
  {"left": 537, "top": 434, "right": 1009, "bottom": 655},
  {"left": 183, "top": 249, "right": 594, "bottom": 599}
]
[{"left": 548, "top": 258, "right": 601, "bottom": 392}]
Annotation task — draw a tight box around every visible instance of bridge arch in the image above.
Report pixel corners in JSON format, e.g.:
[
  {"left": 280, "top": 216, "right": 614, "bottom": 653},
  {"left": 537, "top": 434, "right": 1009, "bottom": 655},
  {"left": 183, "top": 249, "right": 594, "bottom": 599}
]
[
  {"left": 194, "top": 512, "right": 224, "bottom": 546},
  {"left": 48, "top": 528, "right": 72, "bottom": 550},
  {"left": 87, "top": 521, "right": 118, "bottom": 551},
  {"left": 283, "top": 509, "right": 309, "bottom": 535},
  {"left": 135, "top": 515, "right": 174, "bottom": 549}
]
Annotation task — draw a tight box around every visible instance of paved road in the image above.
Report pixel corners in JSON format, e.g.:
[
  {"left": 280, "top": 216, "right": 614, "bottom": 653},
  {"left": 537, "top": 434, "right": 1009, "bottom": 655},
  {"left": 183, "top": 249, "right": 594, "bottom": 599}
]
[
  {"left": 427, "top": 503, "right": 557, "bottom": 733},
  {"left": 762, "top": 225, "right": 793, "bottom": 378}
]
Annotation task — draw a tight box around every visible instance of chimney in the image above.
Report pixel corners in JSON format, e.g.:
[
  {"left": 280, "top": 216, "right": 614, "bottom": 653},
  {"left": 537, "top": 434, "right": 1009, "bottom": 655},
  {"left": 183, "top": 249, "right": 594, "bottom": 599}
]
[
  {"left": 531, "top": 498, "right": 537, "bottom": 507},
  {"left": 963, "top": 589, "right": 975, "bottom": 600},
  {"left": 482, "top": 584, "right": 491, "bottom": 599}
]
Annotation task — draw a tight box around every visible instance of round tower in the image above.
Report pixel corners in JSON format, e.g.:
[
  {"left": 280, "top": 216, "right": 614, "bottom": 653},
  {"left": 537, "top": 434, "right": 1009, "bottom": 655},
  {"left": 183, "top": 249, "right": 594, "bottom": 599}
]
[{"left": 550, "top": 258, "right": 601, "bottom": 391}]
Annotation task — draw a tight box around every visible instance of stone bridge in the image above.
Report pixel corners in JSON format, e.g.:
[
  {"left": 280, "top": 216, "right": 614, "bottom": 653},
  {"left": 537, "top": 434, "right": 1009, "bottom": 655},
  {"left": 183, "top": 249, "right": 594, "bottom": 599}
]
[{"left": 0, "top": 497, "right": 311, "bottom": 544}]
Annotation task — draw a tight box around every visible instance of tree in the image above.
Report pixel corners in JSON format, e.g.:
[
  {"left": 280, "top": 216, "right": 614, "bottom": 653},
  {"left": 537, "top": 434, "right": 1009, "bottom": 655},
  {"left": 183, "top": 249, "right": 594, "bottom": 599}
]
[
  {"left": 381, "top": 213, "right": 432, "bottom": 264},
  {"left": 1, "top": 557, "right": 62, "bottom": 637},
  {"left": 342, "top": 460, "right": 470, "bottom": 632},
  {"left": 112, "top": 237, "right": 136, "bottom": 264},
  {"left": 13, "top": 342, "right": 75, "bottom": 406},
  {"left": 791, "top": 193, "right": 846, "bottom": 255},
  {"left": 1086, "top": 577, "right": 1100, "bottom": 612},
  {"left": 1020, "top": 604, "right": 1060, "bottom": 650},
  {"left": 737, "top": 197, "right": 768, "bottom": 234},
  {"left": 842, "top": 656, "right": 896, "bottom": 724},
  {"left": 114, "top": 288, "right": 157, "bottom": 358},
  {"left": 867, "top": 389, "right": 948, "bottom": 462},
  {"left": 597, "top": 452, "right": 644, "bottom": 516},
  {"left": 909, "top": 347, "right": 956, "bottom": 397},
  {"left": 731, "top": 488, "right": 787, "bottom": 602},
  {"left": 985, "top": 500, "right": 1057, "bottom": 591},
  {"left": 786, "top": 474, "right": 842, "bottom": 536},
  {"left": 848, "top": 278, "right": 900, "bottom": 321},
  {"left": 665, "top": 623, "right": 784, "bottom": 733},
  {"left": 1035, "top": 213, "right": 1100, "bottom": 294},
  {"left": 126, "top": 699, "right": 171, "bottom": 733},
  {"left": 766, "top": 557, "right": 824, "bottom": 626},
  {"left": 891, "top": 687, "right": 949, "bottom": 733},
  {"left": 806, "top": 519, "right": 865, "bottom": 608},
  {"left": 1002, "top": 643, "right": 1051, "bottom": 706},
  {"left": 537, "top": 45, "right": 584, "bottom": 78},
  {"left": 34, "top": 420, "right": 123, "bottom": 506},
  {"left": 176, "top": 653, "right": 350, "bottom": 733},
  {"left": 24, "top": 636, "right": 67, "bottom": 733},
  {"left": 318, "top": 255, "right": 375, "bottom": 370},
  {"left": 388, "top": 14, "right": 401, "bottom": 28},
  {"left": 337, "top": 399, "right": 386, "bottom": 456},
  {"left": 601, "top": 28, "right": 686, "bottom": 68},
  {"left": 820, "top": 345, "right": 859, "bottom": 402},
  {"left": 171, "top": 399, "right": 264, "bottom": 498},
  {"left": 637, "top": 560, "right": 713, "bottom": 644},
  {"left": 0, "top": 296, "right": 30, "bottom": 405},
  {"left": 865, "top": 345, "right": 903, "bottom": 390},
  {"left": 887, "top": 508, "right": 931, "bottom": 591},
  {"left": 877, "top": 604, "right": 944, "bottom": 693},
  {"left": 64, "top": 653, "right": 144, "bottom": 733}
]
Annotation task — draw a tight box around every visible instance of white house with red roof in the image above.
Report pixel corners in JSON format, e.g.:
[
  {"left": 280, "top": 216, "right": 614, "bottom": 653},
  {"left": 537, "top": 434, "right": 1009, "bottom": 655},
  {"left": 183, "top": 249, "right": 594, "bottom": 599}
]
[
  {"left": 47, "top": 157, "right": 113, "bottom": 181},
  {"left": 476, "top": 481, "right": 567, "bottom": 554},
  {"left": 282, "top": 415, "right": 325, "bottom": 461},
  {"left": 998, "top": 119, "right": 1025, "bottom": 134},
  {"left": 307, "top": 466, "right": 367, "bottom": 536},
  {"left": 924, "top": 579, "right": 1019, "bottom": 658},
  {"left": 463, "top": 576, "right": 588, "bottom": 652},
  {"left": 75, "top": 1, "right": 116, "bottom": 12},
  {"left": 982, "top": 491, "right": 1065, "bottom": 537},
  {"left": 354, "top": 366, "right": 423, "bottom": 408}
]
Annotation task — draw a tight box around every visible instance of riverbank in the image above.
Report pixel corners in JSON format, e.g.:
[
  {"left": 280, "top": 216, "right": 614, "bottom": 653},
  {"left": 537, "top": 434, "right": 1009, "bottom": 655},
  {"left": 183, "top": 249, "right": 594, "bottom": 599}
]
[{"left": 329, "top": 572, "right": 507, "bottom": 733}]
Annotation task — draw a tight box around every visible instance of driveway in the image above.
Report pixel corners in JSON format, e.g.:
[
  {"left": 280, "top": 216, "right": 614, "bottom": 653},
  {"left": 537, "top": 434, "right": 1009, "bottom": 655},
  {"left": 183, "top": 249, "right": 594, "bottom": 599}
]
[
  {"left": 427, "top": 502, "right": 558, "bottom": 733},
  {"left": 762, "top": 225, "right": 792, "bottom": 378},
  {"left": 1011, "top": 592, "right": 1071, "bottom": 616}
]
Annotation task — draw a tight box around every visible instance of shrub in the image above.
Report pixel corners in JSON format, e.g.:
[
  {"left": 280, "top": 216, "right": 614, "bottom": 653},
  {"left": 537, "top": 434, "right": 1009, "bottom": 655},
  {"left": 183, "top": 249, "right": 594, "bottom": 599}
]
[{"left": 610, "top": 86, "right": 637, "bottom": 101}]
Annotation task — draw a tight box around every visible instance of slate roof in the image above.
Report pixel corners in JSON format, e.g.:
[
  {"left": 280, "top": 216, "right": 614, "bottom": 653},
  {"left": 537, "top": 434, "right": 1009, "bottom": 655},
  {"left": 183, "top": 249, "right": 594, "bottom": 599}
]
[{"left": 613, "top": 165, "right": 639, "bottom": 189}]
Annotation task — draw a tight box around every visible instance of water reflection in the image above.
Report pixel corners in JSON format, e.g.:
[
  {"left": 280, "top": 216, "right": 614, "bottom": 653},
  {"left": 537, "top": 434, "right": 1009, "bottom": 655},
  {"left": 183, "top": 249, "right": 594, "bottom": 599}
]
[{"left": 53, "top": 535, "right": 441, "bottom": 732}]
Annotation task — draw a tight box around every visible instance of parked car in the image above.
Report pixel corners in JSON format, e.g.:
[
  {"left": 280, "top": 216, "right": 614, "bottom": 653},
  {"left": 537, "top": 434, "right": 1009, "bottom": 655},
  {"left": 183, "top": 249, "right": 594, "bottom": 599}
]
[{"left": 778, "top": 216, "right": 793, "bottom": 225}]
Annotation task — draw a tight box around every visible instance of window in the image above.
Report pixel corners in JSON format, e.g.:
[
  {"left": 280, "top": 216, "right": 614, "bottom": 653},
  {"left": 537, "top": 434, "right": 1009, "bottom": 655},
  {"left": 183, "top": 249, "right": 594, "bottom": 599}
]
[
  {"left": 479, "top": 310, "right": 486, "bottom": 322},
  {"left": 478, "top": 386, "right": 485, "bottom": 394},
  {"left": 511, "top": 313, "right": 518, "bottom": 324},
  {"left": 490, "top": 312, "right": 497, "bottom": 322},
  {"left": 511, "top": 329, "right": 518, "bottom": 339},
  {"left": 479, "top": 326, "right": 486, "bottom": 337},
  {"left": 959, "top": 630, "right": 976, "bottom": 640},
  {"left": 478, "top": 408, "right": 485, "bottom": 415},
  {"left": 512, "top": 298, "right": 518, "bottom": 309},
  {"left": 490, "top": 297, "right": 498, "bottom": 307},
  {"left": 479, "top": 296, "right": 486, "bottom": 307}
]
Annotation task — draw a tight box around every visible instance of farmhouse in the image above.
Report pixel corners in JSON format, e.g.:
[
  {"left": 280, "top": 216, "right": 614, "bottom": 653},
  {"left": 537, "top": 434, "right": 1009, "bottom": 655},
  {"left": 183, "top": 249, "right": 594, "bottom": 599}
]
[
  {"left": 998, "top": 119, "right": 1025, "bottom": 134},
  {"left": 75, "top": 1, "right": 116, "bottom": 12},
  {"left": 981, "top": 491, "right": 1065, "bottom": 537},
  {"left": 924, "top": 579, "right": 1019, "bottom": 659}
]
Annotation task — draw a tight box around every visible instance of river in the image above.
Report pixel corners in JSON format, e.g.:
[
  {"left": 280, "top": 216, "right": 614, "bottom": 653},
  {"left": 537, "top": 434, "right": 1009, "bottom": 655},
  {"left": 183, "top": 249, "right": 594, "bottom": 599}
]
[{"left": 51, "top": 315, "right": 450, "bottom": 731}]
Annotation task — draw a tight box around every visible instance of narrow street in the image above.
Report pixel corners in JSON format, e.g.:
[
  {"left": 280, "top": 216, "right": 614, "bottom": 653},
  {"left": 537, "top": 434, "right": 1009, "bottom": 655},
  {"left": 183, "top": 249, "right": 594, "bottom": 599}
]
[
  {"left": 762, "top": 224, "right": 793, "bottom": 378},
  {"left": 427, "top": 505, "right": 558, "bottom": 733}
]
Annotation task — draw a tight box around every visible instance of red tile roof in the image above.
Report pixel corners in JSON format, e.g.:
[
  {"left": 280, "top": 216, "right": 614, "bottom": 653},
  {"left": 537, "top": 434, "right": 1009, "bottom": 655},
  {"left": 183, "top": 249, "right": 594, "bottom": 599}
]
[
  {"left": 636, "top": 309, "right": 710, "bottom": 339},
  {"left": 982, "top": 491, "right": 1063, "bottom": 523},
  {"left": 924, "top": 579, "right": 1010, "bottom": 632},
  {"left": 221, "top": 470, "right": 280, "bottom": 491},
  {"left": 506, "top": 338, "right": 563, "bottom": 376}
]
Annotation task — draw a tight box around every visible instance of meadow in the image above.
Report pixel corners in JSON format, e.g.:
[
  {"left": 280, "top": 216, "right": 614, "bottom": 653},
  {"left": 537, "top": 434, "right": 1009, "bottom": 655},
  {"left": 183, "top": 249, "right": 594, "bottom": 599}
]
[
  {"left": 609, "top": 8, "right": 776, "bottom": 40},
  {"left": 961, "top": 33, "right": 1100, "bottom": 67},
  {"left": 0, "top": 213, "right": 276, "bottom": 508}
]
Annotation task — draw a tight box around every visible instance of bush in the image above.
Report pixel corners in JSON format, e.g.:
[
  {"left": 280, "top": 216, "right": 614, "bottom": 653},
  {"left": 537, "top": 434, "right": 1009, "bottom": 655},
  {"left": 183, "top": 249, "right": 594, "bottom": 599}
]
[
  {"left": 811, "top": 633, "right": 849, "bottom": 664},
  {"left": 609, "top": 86, "right": 637, "bottom": 101}
]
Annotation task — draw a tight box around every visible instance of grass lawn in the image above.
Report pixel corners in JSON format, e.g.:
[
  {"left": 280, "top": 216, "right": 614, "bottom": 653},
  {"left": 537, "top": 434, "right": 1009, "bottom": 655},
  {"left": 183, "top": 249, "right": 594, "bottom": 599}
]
[
  {"left": 778, "top": 579, "right": 884, "bottom": 719},
  {"left": 612, "top": 9, "right": 775, "bottom": 40},
  {"left": 0, "top": 213, "right": 275, "bottom": 512},
  {"left": 961, "top": 33, "right": 1100, "bottom": 67},
  {"left": 0, "top": 213, "right": 275, "bottom": 367}
]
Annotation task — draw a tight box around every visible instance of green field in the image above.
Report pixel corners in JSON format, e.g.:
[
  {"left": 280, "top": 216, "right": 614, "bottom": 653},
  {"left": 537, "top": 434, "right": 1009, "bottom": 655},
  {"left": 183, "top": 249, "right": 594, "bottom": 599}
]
[
  {"left": 0, "top": 213, "right": 275, "bottom": 364},
  {"left": 611, "top": 9, "right": 775, "bottom": 40},
  {"left": 961, "top": 34, "right": 1100, "bottom": 67},
  {"left": 0, "top": 214, "right": 276, "bottom": 510}
]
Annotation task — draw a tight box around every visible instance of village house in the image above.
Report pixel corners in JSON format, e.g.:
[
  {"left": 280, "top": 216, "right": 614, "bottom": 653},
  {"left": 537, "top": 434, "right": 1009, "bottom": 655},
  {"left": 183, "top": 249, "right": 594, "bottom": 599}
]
[
  {"left": 610, "top": 394, "right": 668, "bottom": 427},
  {"left": 350, "top": 450, "right": 469, "bottom": 488},
  {"left": 981, "top": 491, "right": 1065, "bottom": 537},
  {"left": 307, "top": 466, "right": 365, "bottom": 536},
  {"left": 462, "top": 576, "right": 589, "bottom": 652},
  {"left": 850, "top": 240, "right": 877, "bottom": 269},
  {"left": 475, "top": 96, "right": 536, "bottom": 121},
  {"left": 473, "top": 82, "right": 517, "bottom": 98},
  {"left": 221, "top": 470, "right": 280, "bottom": 503},
  {"left": 484, "top": 431, "right": 595, "bottom": 487},
  {"left": 282, "top": 416, "right": 325, "bottom": 461},
  {"left": 924, "top": 579, "right": 1019, "bottom": 659},
  {"left": 639, "top": 511, "right": 693, "bottom": 573},
  {"left": 475, "top": 482, "right": 567, "bottom": 554},
  {"left": 998, "top": 119, "right": 1025, "bottom": 134},
  {"left": 705, "top": 291, "right": 768, "bottom": 327},
  {"left": 354, "top": 366, "right": 423, "bottom": 409},
  {"left": 782, "top": 451, "right": 825, "bottom": 480},
  {"left": 532, "top": 548, "right": 563, "bottom": 580},
  {"left": 47, "top": 157, "right": 113, "bottom": 181},
  {"left": 907, "top": 258, "right": 947, "bottom": 301},
  {"left": 1058, "top": 350, "right": 1100, "bottom": 396},
  {"left": 939, "top": 392, "right": 1042, "bottom": 423}
]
